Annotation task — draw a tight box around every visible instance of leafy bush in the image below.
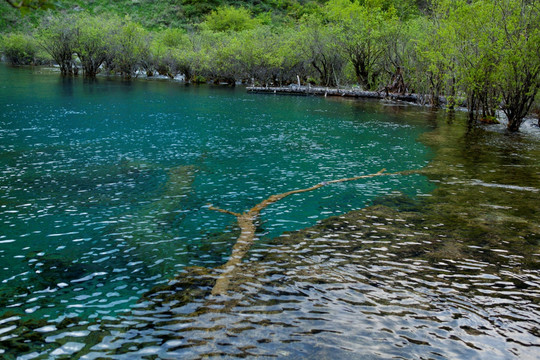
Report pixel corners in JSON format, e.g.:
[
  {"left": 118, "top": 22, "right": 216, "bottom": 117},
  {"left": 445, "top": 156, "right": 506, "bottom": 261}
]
[
  {"left": 151, "top": 29, "right": 193, "bottom": 78},
  {"left": 38, "top": 15, "right": 78, "bottom": 75},
  {"left": 1, "top": 33, "right": 37, "bottom": 65},
  {"left": 203, "top": 6, "right": 259, "bottom": 32},
  {"left": 74, "top": 15, "right": 114, "bottom": 77}
]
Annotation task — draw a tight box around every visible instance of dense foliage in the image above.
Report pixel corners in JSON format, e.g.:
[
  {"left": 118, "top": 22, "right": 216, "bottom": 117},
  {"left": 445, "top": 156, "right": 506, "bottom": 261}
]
[
  {"left": 0, "top": 0, "right": 539, "bottom": 131},
  {"left": 1, "top": 32, "right": 36, "bottom": 64}
]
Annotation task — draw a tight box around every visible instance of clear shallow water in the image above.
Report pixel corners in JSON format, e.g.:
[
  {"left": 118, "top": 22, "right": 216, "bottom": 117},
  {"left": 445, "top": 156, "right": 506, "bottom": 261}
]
[{"left": 0, "top": 65, "right": 539, "bottom": 359}]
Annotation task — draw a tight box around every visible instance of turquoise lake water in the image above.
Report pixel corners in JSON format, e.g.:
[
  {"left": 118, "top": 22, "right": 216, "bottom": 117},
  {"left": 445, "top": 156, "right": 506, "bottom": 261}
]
[
  {"left": 0, "top": 65, "right": 431, "bottom": 319},
  {"left": 1, "top": 65, "right": 539, "bottom": 359}
]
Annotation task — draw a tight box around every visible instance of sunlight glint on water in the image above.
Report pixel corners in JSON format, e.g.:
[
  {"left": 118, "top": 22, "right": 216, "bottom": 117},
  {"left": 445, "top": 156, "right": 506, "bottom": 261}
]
[
  {"left": 0, "top": 65, "right": 539, "bottom": 359},
  {"left": 0, "top": 65, "right": 431, "bottom": 320}
]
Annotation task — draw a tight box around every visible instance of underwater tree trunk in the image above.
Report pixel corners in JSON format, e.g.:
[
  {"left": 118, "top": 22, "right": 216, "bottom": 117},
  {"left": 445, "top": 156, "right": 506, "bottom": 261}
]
[{"left": 207, "top": 168, "right": 414, "bottom": 296}]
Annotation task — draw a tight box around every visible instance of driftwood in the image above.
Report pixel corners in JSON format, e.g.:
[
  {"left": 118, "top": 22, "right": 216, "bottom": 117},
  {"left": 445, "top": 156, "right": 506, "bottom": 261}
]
[
  {"left": 208, "top": 168, "right": 405, "bottom": 296},
  {"left": 247, "top": 85, "right": 424, "bottom": 103}
]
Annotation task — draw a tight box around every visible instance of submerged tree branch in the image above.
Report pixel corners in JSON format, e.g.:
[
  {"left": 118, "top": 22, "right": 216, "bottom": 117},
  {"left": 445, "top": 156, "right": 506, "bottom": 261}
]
[{"left": 208, "top": 168, "right": 409, "bottom": 296}]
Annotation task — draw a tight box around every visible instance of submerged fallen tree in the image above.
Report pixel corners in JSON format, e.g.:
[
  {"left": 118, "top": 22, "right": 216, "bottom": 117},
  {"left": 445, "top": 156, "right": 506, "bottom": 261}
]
[
  {"left": 207, "top": 168, "right": 413, "bottom": 296},
  {"left": 246, "top": 85, "right": 448, "bottom": 106}
]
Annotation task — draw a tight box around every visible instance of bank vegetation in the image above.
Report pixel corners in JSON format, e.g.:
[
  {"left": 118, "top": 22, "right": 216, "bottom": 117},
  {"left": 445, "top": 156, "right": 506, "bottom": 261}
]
[{"left": 1, "top": 0, "right": 539, "bottom": 131}]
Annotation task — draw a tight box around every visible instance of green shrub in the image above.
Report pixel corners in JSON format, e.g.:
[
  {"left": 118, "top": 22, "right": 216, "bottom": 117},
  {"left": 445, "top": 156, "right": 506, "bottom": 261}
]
[
  {"left": 74, "top": 15, "right": 114, "bottom": 77},
  {"left": 158, "top": 28, "right": 189, "bottom": 48},
  {"left": 1, "top": 33, "right": 38, "bottom": 65},
  {"left": 38, "top": 15, "right": 78, "bottom": 75},
  {"left": 203, "top": 6, "right": 259, "bottom": 32},
  {"left": 150, "top": 29, "right": 193, "bottom": 78},
  {"left": 111, "top": 21, "right": 150, "bottom": 78},
  {"left": 191, "top": 74, "right": 207, "bottom": 83}
]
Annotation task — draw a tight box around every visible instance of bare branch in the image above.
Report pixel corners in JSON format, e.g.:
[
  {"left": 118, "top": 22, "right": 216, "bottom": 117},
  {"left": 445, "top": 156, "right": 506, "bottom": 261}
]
[{"left": 207, "top": 204, "right": 241, "bottom": 218}]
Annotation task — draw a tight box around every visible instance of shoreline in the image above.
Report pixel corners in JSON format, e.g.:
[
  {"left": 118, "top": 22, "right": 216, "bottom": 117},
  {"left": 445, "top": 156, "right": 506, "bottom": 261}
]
[{"left": 3, "top": 63, "right": 538, "bottom": 136}]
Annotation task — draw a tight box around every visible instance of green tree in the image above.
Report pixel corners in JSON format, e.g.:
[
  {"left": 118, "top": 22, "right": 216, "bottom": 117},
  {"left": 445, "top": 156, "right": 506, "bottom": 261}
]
[
  {"left": 39, "top": 15, "right": 78, "bottom": 76},
  {"left": 496, "top": 0, "right": 540, "bottom": 131},
  {"left": 1, "top": 32, "right": 37, "bottom": 65},
  {"left": 185, "top": 29, "right": 219, "bottom": 83},
  {"left": 298, "top": 15, "right": 345, "bottom": 87},
  {"left": 325, "top": 0, "right": 398, "bottom": 89},
  {"left": 74, "top": 15, "right": 113, "bottom": 77},
  {"left": 151, "top": 28, "right": 194, "bottom": 79},
  {"left": 273, "top": 26, "right": 311, "bottom": 86},
  {"left": 450, "top": 0, "right": 502, "bottom": 122},
  {"left": 413, "top": 7, "right": 455, "bottom": 106},
  {"left": 235, "top": 26, "right": 282, "bottom": 85},
  {"left": 430, "top": 0, "right": 539, "bottom": 130},
  {"left": 110, "top": 20, "right": 149, "bottom": 78},
  {"left": 209, "top": 31, "right": 243, "bottom": 84},
  {"left": 379, "top": 19, "right": 419, "bottom": 95}
]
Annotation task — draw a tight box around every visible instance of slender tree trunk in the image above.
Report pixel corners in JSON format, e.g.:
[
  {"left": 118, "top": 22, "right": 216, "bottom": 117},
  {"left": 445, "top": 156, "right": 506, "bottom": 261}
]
[
  {"left": 507, "top": 114, "right": 523, "bottom": 132},
  {"left": 467, "top": 92, "right": 477, "bottom": 124},
  {"left": 448, "top": 76, "right": 456, "bottom": 110},
  {"left": 503, "top": 79, "right": 539, "bottom": 132}
]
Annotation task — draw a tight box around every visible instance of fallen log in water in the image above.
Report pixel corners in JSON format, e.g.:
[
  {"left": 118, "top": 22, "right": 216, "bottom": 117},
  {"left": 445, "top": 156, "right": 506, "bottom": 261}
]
[
  {"left": 207, "top": 168, "right": 416, "bottom": 296},
  {"left": 247, "top": 85, "right": 431, "bottom": 104}
]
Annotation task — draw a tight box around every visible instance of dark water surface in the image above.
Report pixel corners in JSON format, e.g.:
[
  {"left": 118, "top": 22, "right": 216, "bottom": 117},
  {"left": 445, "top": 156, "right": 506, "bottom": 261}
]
[{"left": 0, "top": 65, "right": 539, "bottom": 359}]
